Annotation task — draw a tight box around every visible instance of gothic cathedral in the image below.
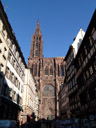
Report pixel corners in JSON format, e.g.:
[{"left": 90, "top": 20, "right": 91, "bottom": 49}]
[{"left": 28, "top": 20, "right": 65, "bottom": 120}]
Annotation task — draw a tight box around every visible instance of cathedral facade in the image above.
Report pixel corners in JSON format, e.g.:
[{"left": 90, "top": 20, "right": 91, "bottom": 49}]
[{"left": 28, "top": 20, "right": 65, "bottom": 119}]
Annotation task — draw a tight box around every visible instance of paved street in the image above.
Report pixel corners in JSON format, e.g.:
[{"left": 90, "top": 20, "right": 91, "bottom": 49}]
[
  {"left": 21, "top": 118, "right": 96, "bottom": 128},
  {"left": 21, "top": 120, "right": 54, "bottom": 128}
]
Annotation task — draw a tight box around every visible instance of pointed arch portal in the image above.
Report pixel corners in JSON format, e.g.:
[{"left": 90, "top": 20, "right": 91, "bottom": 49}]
[{"left": 42, "top": 85, "right": 55, "bottom": 120}]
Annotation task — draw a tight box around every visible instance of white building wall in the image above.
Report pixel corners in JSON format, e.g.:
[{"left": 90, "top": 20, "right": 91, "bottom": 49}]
[
  {"left": 5, "top": 61, "right": 23, "bottom": 97},
  {"left": 72, "top": 28, "right": 85, "bottom": 55},
  {"left": 23, "top": 68, "right": 39, "bottom": 118},
  {"left": 0, "top": 19, "right": 10, "bottom": 74}
]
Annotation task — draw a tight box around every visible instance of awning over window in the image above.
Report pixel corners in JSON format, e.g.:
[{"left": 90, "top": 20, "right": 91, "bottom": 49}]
[{"left": 0, "top": 95, "right": 22, "bottom": 111}]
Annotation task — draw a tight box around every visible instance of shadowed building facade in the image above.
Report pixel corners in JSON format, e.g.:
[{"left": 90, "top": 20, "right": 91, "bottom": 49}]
[{"left": 28, "top": 20, "right": 65, "bottom": 119}]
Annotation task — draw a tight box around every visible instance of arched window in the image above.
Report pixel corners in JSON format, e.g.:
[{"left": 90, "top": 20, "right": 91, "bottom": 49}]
[
  {"left": 50, "top": 67, "right": 53, "bottom": 75},
  {"left": 43, "top": 85, "right": 55, "bottom": 96},
  {"left": 45, "top": 67, "right": 48, "bottom": 75}
]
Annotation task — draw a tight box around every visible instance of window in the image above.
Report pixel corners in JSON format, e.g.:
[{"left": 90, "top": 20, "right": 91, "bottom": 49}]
[
  {"left": 94, "top": 40, "right": 96, "bottom": 49},
  {"left": 78, "top": 58, "right": 81, "bottom": 66},
  {"left": 16, "top": 52, "right": 19, "bottom": 60},
  {"left": 19, "top": 58, "right": 21, "bottom": 64},
  {"left": 35, "top": 50, "right": 38, "bottom": 56},
  {"left": 0, "top": 63, "right": 3, "bottom": 72},
  {"left": 17, "top": 65, "right": 19, "bottom": 73},
  {"left": 15, "top": 63, "right": 17, "bottom": 71},
  {"left": 84, "top": 45, "right": 87, "bottom": 55},
  {"left": 11, "top": 43, "right": 14, "bottom": 50},
  {"left": 80, "top": 53, "right": 83, "bottom": 62},
  {"left": 8, "top": 52, "right": 12, "bottom": 62},
  {"left": 45, "top": 67, "right": 48, "bottom": 75},
  {"left": 70, "top": 82, "right": 72, "bottom": 89},
  {"left": 89, "top": 66, "right": 93, "bottom": 75},
  {"left": 34, "top": 64, "right": 37, "bottom": 76},
  {"left": 11, "top": 58, "right": 14, "bottom": 66},
  {"left": 0, "top": 39, "right": 2, "bottom": 48},
  {"left": 13, "top": 45, "right": 16, "bottom": 54},
  {"left": 11, "top": 73, "right": 14, "bottom": 83},
  {"left": 87, "top": 43, "right": 90, "bottom": 53},
  {"left": 68, "top": 83, "right": 71, "bottom": 90},
  {"left": 58, "top": 65, "right": 60, "bottom": 76},
  {"left": 72, "top": 77, "right": 75, "bottom": 86},
  {"left": 39, "top": 37, "right": 41, "bottom": 40},
  {"left": 3, "top": 47, "right": 7, "bottom": 59},
  {"left": 5, "top": 67, "right": 9, "bottom": 78},
  {"left": 18, "top": 82, "right": 20, "bottom": 90},
  {"left": 92, "top": 29, "right": 96, "bottom": 40},
  {"left": 93, "top": 60, "right": 96, "bottom": 71},
  {"left": 16, "top": 78, "right": 18, "bottom": 87},
  {"left": 9, "top": 88, "right": 13, "bottom": 98},
  {"left": 61, "top": 65, "right": 64, "bottom": 76},
  {"left": 21, "top": 85, "right": 23, "bottom": 93},
  {"left": 14, "top": 76, "right": 16, "bottom": 85},
  {"left": 12, "top": 91, "right": 16, "bottom": 101},
  {"left": 31, "top": 64, "right": 34, "bottom": 74},
  {"left": 9, "top": 71, "right": 12, "bottom": 81},
  {"left": 50, "top": 67, "right": 53, "bottom": 75},
  {"left": 86, "top": 70, "right": 89, "bottom": 79},
  {"left": 17, "top": 94, "right": 20, "bottom": 104},
  {"left": 70, "top": 51, "right": 73, "bottom": 58},
  {"left": 20, "top": 97, "right": 22, "bottom": 105},
  {"left": 0, "top": 64, "right": 1, "bottom": 71},
  {"left": 36, "top": 42, "right": 38, "bottom": 49},
  {"left": 13, "top": 60, "right": 15, "bottom": 68},
  {"left": 83, "top": 73, "right": 86, "bottom": 81},
  {"left": 43, "top": 85, "right": 55, "bottom": 96},
  {"left": 89, "top": 36, "right": 93, "bottom": 47},
  {"left": 14, "top": 92, "right": 17, "bottom": 102}
]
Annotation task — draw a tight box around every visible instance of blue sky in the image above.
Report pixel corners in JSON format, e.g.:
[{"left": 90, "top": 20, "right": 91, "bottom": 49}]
[{"left": 2, "top": 0, "right": 96, "bottom": 64}]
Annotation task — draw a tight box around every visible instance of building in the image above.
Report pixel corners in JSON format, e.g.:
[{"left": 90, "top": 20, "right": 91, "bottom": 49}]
[
  {"left": 21, "top": 69, "right": 39, "bottom": 123},
  {"left": 28, "top": 20, "right": 65, "bottom": 119},
  {"left": 65, "top": 28, "right": 85, "bottom": 118},
  {"left": 0, "top": 1, "right": 27, "bottom": 120},
  {"left": 75, "top": 10, "right": 96, "bottom": 119},
  {"left": 59, "top": 28, "right": 85, "bottom": 119},
  {"left": 59, "top": 83, "right": 70, "bottom": 120}
]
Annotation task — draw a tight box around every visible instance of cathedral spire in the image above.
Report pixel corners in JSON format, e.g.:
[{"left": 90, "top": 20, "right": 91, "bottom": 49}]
[{"left": 34, "top": 19, "right": 42, "bottom": 35}]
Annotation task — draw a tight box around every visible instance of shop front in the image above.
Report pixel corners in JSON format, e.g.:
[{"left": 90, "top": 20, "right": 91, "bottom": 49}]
[{"left": 0, "top": 95, "right": 22, "bottom": 120}]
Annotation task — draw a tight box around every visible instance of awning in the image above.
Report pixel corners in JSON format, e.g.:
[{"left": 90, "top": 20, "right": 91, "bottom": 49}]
[{"left": 0, "top": 95, "right": 22, "bottom": 111}]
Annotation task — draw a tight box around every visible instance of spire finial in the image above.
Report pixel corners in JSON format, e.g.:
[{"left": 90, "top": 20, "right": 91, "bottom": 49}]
[
  {"left": 34, "top": 19, "right": 42, "bottom": 35},
  {"left": 37, "top": 18, "right": 39, "bottom": 24}
]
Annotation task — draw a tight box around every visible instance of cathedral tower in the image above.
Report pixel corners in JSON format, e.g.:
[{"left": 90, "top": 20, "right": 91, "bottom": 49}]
[
  {"left": 29, "top": 19, "right": 43, "bottom": 59},
  {"left": 28, "top": 20, "right": 65, "bottom": 120}
]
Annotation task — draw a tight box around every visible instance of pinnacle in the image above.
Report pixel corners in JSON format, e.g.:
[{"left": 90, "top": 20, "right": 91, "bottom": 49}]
[{"left": 34, "top": 19, "right": 42, "bottom": 35}]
